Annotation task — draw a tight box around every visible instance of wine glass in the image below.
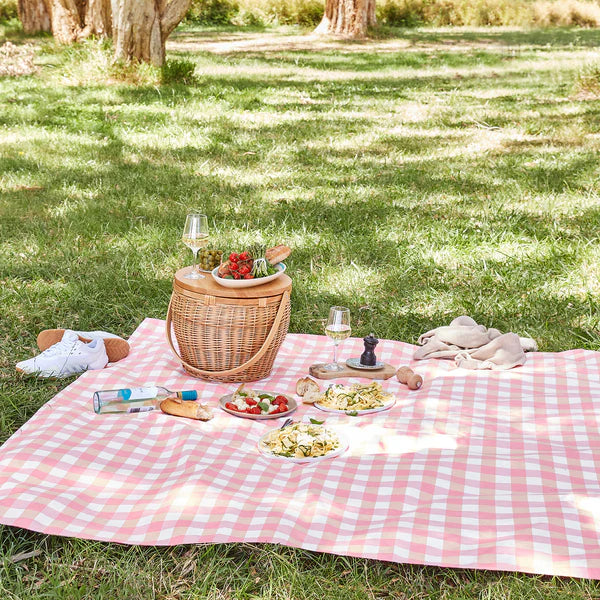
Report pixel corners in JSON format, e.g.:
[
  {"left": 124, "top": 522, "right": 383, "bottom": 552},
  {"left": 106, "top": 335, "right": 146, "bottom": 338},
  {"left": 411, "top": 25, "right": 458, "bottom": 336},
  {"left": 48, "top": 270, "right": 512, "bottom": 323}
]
[
  {"left": 182, "top": 213, "right": 209, "bottom": 280},
  {"left": 323, "top": 306, "right": 351, "bottom": 371}
]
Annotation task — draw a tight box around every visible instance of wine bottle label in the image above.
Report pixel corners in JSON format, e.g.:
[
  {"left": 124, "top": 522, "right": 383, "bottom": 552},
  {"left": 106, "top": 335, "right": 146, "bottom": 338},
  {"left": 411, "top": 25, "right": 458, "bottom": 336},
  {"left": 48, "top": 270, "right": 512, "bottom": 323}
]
[
  {"left": 127, "top": 406, "right": 155, "bottom": 413},
  {"left": 118, "top": 387, "right": 159, "bottom": 402}
]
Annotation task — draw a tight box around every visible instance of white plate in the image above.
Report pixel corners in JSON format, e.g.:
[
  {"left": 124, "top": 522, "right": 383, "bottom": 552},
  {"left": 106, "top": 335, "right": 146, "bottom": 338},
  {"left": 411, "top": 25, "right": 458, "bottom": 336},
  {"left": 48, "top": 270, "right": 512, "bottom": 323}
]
[
  {"left": 314, "top": 396, "right": 396, "bottom": 416},
  {"left": 219, "top": 391, "right": 296, "bottom": 420},
  {"left": 211, "top": 263, "right": 286, "bottom": 288},
  {"left": 257, "top": 427, "right": 348, "bottom": 463}
]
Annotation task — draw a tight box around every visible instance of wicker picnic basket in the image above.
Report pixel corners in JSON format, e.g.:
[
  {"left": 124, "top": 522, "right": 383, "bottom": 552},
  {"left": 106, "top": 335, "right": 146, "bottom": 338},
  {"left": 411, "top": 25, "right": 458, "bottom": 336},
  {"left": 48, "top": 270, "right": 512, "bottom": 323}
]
[{"left": 166, "top": 267, "right": 292, "bottom": 383}]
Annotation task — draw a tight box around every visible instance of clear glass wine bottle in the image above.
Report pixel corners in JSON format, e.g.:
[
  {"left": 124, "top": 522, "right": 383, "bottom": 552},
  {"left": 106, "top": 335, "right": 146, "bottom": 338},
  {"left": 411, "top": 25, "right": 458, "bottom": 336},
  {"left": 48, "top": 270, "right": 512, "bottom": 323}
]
[{"left": 93, "top": 386, "right": 198, "bottom": 414}]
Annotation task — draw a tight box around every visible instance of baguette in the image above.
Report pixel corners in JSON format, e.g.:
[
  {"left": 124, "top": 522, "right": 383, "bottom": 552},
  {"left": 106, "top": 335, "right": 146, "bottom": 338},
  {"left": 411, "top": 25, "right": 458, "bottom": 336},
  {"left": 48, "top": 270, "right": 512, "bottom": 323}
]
[
  {"left": 160, "top": 399, "right": 213, "bottom": 421},
  {"left": 265, "top": 245, "right": 291, "bottom": 265}
]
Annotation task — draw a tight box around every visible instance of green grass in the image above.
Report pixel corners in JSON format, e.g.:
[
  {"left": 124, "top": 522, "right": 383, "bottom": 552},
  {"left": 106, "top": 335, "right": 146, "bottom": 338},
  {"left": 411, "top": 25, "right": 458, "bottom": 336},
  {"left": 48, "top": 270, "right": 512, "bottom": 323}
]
[{"left": 1, "top": 23, "right": 600, "bottom": 599}]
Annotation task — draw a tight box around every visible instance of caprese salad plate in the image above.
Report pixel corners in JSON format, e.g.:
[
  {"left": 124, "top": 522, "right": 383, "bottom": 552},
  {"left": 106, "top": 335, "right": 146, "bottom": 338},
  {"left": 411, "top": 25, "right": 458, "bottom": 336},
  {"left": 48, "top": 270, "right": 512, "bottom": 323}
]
[{"left": 219, "top": 388, "right": 297, "bottom": 420}]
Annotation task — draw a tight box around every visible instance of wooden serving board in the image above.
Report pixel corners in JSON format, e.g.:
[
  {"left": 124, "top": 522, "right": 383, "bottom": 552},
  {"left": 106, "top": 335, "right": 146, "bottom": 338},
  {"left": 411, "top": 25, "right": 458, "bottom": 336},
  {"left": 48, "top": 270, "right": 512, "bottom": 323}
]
[{"left": 309, "top": 362, "right": 397, "bottom": 381}]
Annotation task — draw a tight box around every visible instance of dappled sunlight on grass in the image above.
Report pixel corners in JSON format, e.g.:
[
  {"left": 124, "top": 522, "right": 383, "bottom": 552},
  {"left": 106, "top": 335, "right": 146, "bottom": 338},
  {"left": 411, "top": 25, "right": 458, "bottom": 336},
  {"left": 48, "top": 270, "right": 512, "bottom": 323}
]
[
  {"left": 318, "top": 263, "right": 388, "bottom": 297},
  {"left": 0, "top": 25, "right": 599, "bottom": 432}
]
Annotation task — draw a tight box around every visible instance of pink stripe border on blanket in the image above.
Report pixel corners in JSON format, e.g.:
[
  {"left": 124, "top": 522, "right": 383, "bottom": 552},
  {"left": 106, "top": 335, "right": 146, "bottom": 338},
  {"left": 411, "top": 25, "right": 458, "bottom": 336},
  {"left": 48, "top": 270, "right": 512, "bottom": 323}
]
[{"left": 1, "top": 318, "right": 600, "bottom": 578}]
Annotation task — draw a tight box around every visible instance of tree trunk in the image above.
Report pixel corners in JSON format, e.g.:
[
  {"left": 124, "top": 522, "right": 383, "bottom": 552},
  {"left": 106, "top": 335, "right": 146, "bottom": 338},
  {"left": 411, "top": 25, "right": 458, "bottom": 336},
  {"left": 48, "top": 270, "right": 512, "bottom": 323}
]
[
  {"left": 82, "top": 0, "right": 112, "bottom": 37},
  {"left": 44, "top": 0, "right": 111, "bottom": 44},
  {"left": 315, "top": 0, "right": 376, "bottom": 36},
  {"left": 112, "top": 0, "right": 191, "bottom": 66},
  {"left": 17, "top": 0, "right": 51, "bottom": 34},
  {"left": 46, "top": 0, "right": 83, "bottom": 43}
]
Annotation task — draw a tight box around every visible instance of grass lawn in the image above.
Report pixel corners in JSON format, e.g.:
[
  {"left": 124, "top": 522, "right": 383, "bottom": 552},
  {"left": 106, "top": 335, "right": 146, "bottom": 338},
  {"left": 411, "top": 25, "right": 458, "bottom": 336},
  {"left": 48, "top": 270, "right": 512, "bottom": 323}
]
[{"left": 1, "top": 22, "right": 600, "bottom": 599}]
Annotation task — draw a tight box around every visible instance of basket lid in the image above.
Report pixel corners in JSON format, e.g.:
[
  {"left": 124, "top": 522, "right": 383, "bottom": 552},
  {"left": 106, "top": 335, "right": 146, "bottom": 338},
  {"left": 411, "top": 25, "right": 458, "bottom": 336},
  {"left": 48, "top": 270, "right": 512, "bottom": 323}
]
[{"left": 174, "top": 267, "right": 292, "bottom": 298}]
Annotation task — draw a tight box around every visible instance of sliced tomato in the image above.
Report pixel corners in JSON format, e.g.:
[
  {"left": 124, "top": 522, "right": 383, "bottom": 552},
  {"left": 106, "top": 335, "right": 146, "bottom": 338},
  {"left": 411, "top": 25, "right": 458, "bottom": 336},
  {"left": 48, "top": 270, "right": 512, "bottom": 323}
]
[
  {"left": 279, "top": 404, "right": 288, "bottom": 413},
  {"left": 246, "top": 398, "right": 257, "bottom": 406}
]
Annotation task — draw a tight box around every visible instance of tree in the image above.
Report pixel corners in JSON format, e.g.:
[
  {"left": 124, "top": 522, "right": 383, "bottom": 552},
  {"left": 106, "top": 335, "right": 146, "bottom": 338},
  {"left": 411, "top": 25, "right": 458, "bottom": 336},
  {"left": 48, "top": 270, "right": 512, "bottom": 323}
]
[
  {"left": 17, "top": 0, "right": 51, "bottom": 34},
  {"left": 111, "top": 0, "right": 192, "bottom": 66},
  {"left": 18, "top": 0, "right": 190, "bottom": 66},
  {"left": 23, "top": 0, "right": 112, "bottom": 44},
  {"left": 315, "top": 0, "right": 376, "bottom": 37}
]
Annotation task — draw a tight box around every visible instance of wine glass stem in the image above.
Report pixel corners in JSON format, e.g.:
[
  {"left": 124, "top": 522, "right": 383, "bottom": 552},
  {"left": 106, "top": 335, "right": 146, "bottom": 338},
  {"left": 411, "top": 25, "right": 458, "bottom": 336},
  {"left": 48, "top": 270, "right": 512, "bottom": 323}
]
[
  {"left": 332, "top": 342, "right": 339, "bottom": 365},
  {"left": 192, "top": 249, "right": 199, "bottom": 274}
]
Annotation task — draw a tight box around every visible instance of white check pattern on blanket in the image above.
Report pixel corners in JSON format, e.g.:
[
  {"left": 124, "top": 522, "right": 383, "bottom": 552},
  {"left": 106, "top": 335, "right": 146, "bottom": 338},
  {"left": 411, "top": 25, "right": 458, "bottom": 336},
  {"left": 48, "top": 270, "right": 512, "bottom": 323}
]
[{"left": 1, "top": 318, "right": 600, "bottom": 578}]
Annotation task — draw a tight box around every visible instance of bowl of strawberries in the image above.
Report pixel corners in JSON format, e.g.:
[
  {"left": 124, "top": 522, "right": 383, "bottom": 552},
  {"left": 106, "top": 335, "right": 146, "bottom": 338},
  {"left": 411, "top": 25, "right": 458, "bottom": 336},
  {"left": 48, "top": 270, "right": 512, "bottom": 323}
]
[{"left": 212, "top": 245, "right": 290, "bottom": 288}]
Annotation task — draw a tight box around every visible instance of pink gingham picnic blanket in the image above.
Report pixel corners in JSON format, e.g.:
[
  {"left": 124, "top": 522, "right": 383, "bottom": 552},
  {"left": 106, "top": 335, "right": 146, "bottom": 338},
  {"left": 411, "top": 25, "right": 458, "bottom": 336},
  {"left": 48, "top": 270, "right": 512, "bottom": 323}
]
[{"left": 1, "top": 318, "right": 600, "bottom": 578}]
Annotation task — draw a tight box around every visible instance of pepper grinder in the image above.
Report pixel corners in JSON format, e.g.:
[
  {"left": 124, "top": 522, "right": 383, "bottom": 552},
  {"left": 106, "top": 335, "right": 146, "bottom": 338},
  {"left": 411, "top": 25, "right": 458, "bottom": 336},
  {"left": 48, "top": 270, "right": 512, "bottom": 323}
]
[{"left": 360, "top": 333, "right": 379, "bottom": 367}]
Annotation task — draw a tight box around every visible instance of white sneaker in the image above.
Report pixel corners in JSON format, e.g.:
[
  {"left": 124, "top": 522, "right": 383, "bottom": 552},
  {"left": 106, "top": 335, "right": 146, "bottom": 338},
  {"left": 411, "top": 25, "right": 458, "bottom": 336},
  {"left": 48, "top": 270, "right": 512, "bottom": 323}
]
[
  {"left": 16, "top": 330, "right": 109, "bottom": 378},
  {"left": 37, "top": 328, "right": 129, "bottom": 363}
]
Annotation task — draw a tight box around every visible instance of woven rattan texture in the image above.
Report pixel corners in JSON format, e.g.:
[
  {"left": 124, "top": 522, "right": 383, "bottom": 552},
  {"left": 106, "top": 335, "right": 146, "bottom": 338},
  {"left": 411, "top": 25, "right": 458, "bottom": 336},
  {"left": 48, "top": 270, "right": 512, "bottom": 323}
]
[{"left": 169, "top": 284, "right": 291, "bottom": 382}]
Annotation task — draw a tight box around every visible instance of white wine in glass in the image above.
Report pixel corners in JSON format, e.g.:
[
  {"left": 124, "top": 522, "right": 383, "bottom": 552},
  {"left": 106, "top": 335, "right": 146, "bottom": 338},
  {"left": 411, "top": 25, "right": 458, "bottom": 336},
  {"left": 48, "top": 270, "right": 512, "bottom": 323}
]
[
  {"left": 182, "top": 213, "right": 209, "bottom": 280},
  {"left": 323, "top": 306, "right": 351, "bottom": 372}
]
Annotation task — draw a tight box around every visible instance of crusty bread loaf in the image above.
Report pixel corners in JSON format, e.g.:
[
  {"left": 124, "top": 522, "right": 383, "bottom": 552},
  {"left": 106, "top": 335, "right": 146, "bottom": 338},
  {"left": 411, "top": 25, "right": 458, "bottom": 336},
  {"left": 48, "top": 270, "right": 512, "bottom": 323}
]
[
  {"left": 160, "top": 399, "right": 213, "bottom": 421},
  {"left": 265, "top": 245, "right": 291, "bottom": 265}
]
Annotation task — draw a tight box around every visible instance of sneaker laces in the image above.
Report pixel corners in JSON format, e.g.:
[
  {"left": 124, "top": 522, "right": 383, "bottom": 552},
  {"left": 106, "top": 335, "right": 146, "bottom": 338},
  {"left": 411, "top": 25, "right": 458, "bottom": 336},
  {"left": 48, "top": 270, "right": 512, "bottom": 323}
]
[{"left": 39, "top": 337, "right": 82, "bottom": 358}]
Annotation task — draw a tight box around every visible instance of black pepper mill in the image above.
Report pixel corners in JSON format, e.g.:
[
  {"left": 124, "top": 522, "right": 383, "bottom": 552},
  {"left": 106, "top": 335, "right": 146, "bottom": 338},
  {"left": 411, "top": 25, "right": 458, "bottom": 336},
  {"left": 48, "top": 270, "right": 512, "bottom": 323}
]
[{"left": 360, "top": 333, "right": 379, "bottom": 367}]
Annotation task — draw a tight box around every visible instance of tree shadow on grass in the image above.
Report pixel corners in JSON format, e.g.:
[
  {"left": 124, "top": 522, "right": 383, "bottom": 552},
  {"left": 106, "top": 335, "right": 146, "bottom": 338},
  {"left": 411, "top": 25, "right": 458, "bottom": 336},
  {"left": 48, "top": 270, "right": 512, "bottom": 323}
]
[
  {"left": 1, "top": 27, "right": 599, "bottom": 362},
  {"left": 399, "top": 27, "right": 600, "bottom": 49},
  {"left": 168, "top": 25, "right": 600, "bottom": 53}
]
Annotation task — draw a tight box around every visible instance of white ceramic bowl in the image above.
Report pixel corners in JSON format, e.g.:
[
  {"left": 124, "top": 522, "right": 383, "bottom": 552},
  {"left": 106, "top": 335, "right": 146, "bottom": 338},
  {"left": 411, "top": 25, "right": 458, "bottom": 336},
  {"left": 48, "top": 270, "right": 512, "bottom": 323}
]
[{"left": 211, "top": 263, "right": 286, "bottom": 289}]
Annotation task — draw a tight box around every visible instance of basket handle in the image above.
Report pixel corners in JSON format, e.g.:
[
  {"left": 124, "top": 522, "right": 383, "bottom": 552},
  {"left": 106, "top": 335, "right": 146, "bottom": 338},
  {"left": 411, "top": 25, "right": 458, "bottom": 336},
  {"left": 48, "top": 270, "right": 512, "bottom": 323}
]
[{"left": 165, "top": 290, "right": 290, "bottom": 378}]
